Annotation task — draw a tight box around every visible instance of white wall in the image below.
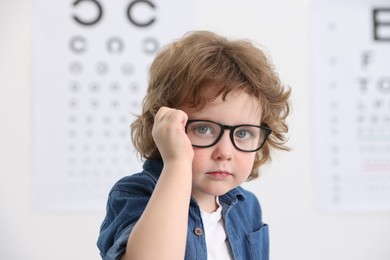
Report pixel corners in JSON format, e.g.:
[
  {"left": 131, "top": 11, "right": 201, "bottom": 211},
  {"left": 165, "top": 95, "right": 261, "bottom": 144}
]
[{"left": 1, "top": 0, "right": 389, "bottom": 259}]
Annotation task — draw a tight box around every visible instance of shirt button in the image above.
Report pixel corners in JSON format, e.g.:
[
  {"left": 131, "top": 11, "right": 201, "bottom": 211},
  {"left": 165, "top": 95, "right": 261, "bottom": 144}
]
[{"left": 194, "top": 227, "right": 203, "bottom": 236}]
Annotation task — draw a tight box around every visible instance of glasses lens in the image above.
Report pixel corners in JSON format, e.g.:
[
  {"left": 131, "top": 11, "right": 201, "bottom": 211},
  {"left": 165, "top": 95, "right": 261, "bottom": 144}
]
[
  {"left": 233, "top": 126, "right": 265, "bottom": 151},
  {"left": 186, "top": 121, "right": 221, "bottom": 147}
]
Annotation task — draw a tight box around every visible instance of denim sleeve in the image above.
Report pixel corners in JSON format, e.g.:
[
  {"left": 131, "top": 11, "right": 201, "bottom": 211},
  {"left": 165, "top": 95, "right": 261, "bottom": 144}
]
[{"left": 97, "top": 174, "right": 154, "bottom": 260}]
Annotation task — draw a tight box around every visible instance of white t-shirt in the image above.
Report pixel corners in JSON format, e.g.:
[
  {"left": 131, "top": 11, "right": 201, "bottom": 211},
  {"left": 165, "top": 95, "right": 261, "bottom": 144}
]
[{"left": 200, "top": 197, "right": 233, "bottom": 260}]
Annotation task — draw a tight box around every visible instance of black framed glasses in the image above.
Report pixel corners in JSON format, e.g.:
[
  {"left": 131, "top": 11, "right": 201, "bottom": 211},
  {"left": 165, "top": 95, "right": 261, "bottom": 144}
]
[{"left": 185, "top": 119, "right": 272, "bottom": 152}]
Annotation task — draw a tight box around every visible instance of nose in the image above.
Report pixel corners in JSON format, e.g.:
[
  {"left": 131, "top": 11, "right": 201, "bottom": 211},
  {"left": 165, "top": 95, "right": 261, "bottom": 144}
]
[{"left": 211, "top": 131, "right": 233, "bottom": 161}]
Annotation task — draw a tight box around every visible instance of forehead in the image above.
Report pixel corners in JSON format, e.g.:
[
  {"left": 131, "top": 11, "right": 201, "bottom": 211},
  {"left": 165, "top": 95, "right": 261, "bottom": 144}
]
[{"left": 182, "top": 89, "right": 262, "bottom": 124}]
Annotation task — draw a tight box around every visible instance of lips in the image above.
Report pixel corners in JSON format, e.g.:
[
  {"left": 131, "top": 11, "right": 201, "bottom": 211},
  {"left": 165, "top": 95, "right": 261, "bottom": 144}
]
[{"left": 206, "top": 171, "right": 232, "bottom": 179}]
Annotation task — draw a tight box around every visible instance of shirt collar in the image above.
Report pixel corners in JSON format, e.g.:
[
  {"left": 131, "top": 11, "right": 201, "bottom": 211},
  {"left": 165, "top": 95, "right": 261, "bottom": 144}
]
[{"left": 143, "top": 159, "right": 163, "bottom": 182}]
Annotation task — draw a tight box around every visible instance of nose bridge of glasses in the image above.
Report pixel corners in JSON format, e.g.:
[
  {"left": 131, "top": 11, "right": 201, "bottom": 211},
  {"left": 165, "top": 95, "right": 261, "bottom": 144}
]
[{"left": 217, "top": 125, "right": 237, "bottom": 147}]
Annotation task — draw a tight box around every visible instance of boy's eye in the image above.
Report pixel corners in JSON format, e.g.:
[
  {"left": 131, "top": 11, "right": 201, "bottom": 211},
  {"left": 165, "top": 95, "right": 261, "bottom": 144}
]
[
  {"left": 193, "top": 124, "right": 214, "bottom": 135},
  {"left": 235, "top": 130, "right": 251, "bottom": 139},
  {"left": 234, "top": 128, "right": 258, "bottom": 140}
]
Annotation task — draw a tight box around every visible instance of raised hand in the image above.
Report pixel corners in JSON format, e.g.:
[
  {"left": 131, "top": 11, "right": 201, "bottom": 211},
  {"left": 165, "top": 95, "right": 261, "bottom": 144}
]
[{"left": 152, "top": 107, "right": 194, "bottom": 164}]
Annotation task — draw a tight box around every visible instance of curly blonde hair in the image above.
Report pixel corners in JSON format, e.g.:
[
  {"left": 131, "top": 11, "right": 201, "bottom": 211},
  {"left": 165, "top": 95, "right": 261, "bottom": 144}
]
[{"left": 131, "top": 30, "right": 291, "bottom": 180}]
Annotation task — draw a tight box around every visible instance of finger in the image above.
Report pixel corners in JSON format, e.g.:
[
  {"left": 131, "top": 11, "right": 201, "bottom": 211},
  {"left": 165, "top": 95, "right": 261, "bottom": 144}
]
[
  {"left": 155, "top": 107, "right": 188, "bottom": 125},
  {"left": 154, "top": 106, "right": 171, "bottom": 123}
]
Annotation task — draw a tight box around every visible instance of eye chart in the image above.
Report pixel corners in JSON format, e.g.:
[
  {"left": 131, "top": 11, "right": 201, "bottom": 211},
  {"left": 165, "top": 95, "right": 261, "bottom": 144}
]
[
  {"left": 33, "top": 0, "right": 194, "bottom": 211},
  {"left": 310, "top": 0, "right": 390, "bottom": 212}
]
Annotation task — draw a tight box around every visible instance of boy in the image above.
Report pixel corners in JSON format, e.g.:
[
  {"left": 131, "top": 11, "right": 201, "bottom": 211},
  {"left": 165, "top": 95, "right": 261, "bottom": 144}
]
[{"left": 97, "top": 30, "right": 290, "bottom": 260}]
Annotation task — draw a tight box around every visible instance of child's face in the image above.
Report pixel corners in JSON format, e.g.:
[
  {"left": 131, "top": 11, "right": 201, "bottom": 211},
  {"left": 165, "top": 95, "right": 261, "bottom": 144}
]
[{"left": 181, "top": 88, "right": 262, "bottom": 207}]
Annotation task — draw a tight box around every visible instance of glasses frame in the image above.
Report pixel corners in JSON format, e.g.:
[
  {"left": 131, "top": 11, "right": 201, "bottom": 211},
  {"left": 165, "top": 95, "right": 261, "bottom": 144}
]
[{"left": 185, "top": 119, "right": 272, "bottom": 152}]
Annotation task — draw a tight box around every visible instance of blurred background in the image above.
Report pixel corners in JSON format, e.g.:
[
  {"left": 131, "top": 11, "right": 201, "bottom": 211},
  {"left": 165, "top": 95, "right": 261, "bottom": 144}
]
[{"left": 1, "top": 0, "right": 390, "bottom": 259}]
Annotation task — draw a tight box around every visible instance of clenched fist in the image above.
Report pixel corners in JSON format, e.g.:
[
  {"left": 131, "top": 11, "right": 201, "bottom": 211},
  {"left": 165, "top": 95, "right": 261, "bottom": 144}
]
[{"left": 152, "top": 107, "right": 194, "bottom": 164}]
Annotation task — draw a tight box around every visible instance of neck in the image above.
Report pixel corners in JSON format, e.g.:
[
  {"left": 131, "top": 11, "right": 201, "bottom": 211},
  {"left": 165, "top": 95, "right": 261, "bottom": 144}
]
[{"left": 193, "top": 194, "right": 219, "bottom": 213}]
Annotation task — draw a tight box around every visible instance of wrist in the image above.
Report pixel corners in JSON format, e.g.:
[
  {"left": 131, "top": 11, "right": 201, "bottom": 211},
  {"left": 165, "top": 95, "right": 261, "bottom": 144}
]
[{"left": 163, "top": 158, "right": 193, "bottom": 170}]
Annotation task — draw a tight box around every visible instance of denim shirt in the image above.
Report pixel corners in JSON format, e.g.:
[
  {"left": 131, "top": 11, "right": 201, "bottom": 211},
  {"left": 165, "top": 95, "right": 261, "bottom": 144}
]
[{"left": 97, "top": 160, "right": 269, "bottom": 260}]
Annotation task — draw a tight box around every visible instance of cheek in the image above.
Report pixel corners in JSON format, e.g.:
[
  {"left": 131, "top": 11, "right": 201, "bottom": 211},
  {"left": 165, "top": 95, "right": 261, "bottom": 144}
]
[
  {"left": 238, "top": 154, "right": 257, "bottom": 176},
  {"left": 191, "top": 149, "right": 209, "bottom": 172}
]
